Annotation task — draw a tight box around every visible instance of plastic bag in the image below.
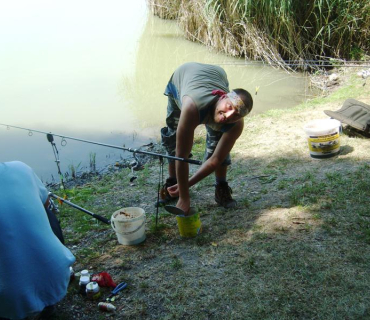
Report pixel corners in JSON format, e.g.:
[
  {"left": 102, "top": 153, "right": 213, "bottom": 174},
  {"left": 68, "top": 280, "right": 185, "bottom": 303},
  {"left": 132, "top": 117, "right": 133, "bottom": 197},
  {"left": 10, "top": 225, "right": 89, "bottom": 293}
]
[{"left": 91, "top": 272, "right": 117, "bottom": 288}]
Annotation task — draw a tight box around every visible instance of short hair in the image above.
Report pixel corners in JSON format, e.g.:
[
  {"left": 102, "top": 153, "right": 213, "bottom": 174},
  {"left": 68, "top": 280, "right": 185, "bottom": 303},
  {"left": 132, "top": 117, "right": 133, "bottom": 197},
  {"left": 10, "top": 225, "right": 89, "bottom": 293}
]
[{"left": 233, "top": 88, "right": 253, "bottom": 115}]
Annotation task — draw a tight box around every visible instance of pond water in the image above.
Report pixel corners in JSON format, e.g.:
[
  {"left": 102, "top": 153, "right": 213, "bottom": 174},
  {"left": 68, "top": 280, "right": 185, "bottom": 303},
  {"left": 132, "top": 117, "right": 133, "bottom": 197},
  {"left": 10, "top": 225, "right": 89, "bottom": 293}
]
[{"left": 0, "top": 0, "right": 314, "bottom": 182}]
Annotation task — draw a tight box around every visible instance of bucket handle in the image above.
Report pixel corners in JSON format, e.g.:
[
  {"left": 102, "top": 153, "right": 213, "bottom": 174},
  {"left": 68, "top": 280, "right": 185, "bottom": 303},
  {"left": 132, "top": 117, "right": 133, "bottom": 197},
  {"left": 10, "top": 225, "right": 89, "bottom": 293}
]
[{"left": 112, "top": 219, "right": 145, "bottom": 236}]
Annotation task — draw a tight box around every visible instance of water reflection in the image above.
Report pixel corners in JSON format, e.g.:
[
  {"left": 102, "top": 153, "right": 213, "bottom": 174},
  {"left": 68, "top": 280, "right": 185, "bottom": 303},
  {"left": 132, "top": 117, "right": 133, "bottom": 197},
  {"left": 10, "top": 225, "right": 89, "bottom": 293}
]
[
  {"left": 1, "top": 0, "right": 149, "bottom": 133},
  {"left": 0, "top": 1, "right": 313, "bottom": 181},
  {"left": 123, "top": 14, "right": 313, "bottom": 126}
]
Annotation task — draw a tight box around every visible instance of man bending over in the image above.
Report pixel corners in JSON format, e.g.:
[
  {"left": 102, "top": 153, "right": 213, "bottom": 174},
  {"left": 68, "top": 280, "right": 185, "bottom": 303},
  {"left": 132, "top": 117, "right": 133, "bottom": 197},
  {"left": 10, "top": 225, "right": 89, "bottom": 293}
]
[{"left": 160, "top": 62, "right": 253, "bottom": 214}]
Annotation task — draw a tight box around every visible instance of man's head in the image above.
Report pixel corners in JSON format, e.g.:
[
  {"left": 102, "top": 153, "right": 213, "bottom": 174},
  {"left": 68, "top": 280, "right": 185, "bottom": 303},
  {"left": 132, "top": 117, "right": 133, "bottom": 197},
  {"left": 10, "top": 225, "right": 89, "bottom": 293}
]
[{"left": 214, "top": 88, "right": 253, "bottom": 124}]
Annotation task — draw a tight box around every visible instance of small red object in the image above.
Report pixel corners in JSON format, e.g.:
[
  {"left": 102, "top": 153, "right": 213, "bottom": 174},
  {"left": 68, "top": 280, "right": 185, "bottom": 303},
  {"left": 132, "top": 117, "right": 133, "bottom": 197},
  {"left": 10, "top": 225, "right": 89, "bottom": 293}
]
[{"left": 91, "top": 272, "right": 117, "bottom": 288}]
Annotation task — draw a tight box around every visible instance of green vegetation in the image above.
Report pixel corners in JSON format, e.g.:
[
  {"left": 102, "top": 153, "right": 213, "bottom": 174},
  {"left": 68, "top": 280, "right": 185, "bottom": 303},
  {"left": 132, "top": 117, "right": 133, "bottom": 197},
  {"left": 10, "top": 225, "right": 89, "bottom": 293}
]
[{"left": 148, "top": 0, "right": 370, "bottom": 67}]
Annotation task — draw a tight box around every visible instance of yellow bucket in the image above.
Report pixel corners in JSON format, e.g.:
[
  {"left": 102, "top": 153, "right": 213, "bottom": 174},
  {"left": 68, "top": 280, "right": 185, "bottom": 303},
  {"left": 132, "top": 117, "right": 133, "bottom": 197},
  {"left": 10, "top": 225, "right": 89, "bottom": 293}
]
[{"left": 175, "top": 208, "right": 202, "bottom": 238}]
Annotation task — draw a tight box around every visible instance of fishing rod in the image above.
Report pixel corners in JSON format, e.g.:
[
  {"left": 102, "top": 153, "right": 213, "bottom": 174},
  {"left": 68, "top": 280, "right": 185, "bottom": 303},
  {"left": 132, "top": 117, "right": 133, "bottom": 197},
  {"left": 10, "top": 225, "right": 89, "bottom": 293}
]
[
  {"left": 49, "top": 192, "right": 110, "bottom": 224},
  {"left": 0, "top": 123, "right": 202, "bottom": 165},
  {"left": 1, "top": 123, "right": 201, "bottom": 228},
  {"left": 219, "top": 59, "right": 370, "bottom": 65}
]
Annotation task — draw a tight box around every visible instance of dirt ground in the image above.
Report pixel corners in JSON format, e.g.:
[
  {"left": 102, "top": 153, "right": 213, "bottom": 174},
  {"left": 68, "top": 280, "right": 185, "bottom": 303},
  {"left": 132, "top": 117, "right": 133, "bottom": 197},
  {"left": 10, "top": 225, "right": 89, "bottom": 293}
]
[{"left": 52, "top": 68, "right": 370, "bottom": 319}]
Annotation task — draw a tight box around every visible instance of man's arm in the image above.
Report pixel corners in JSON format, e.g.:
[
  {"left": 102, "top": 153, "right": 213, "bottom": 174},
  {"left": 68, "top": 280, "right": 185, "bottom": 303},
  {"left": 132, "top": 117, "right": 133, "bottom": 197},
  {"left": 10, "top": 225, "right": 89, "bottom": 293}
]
[
  {"left": 168, "top": 118, "right": 244, "bottom": 205},
  {"left": 188, "top": 119, "right": 244, "bottom": 187},
  {"left": 175, "top": 96, "right": 199, "bottom": 213}
]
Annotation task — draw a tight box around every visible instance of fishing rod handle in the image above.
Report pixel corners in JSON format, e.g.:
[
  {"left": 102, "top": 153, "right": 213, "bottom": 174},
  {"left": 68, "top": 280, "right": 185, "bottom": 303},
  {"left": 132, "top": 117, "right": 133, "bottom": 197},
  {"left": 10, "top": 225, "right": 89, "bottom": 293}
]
[
  {"left": 49, "top": 193, "right": 110, "bottom": 225},
  {"left": 92, "top": 214, "right": 111, "bottom": 225},
  {"left": 185, "top": 158, "right": 202, "bottom": 165}
]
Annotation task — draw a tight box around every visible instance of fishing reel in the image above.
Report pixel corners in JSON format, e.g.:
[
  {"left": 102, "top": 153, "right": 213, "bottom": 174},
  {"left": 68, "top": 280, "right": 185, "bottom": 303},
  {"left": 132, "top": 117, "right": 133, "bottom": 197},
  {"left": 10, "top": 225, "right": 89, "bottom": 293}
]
[{"left": 48, "top": 198, "right": 60, "bottom": 214}]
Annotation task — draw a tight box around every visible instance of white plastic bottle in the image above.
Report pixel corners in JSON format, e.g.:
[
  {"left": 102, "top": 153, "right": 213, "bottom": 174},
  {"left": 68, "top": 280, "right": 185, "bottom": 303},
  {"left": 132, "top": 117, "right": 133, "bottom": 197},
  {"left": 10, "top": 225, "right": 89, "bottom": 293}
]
[
  {"left": 98, "top": 302, "right": 116, "bottom": 312},
  {"left": 79, "top": 276, "right": 90, "bottom": 296}
]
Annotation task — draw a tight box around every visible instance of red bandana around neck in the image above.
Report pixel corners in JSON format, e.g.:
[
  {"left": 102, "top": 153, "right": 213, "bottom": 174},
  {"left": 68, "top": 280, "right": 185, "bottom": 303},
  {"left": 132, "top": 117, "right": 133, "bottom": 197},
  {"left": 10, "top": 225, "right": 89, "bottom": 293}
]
[{"left": 211, "top": 89, "right": 227, "bottom": 99}]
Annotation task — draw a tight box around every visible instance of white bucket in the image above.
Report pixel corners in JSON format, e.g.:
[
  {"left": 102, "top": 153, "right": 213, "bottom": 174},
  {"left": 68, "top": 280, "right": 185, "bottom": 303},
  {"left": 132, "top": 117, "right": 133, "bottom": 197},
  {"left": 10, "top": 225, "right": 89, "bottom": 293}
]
[
  {"left": 303, "top": 119, "right": 341, "bottom": 159},
  {"left": 111, "top": 207, "right": 146, "bottom": 245}
]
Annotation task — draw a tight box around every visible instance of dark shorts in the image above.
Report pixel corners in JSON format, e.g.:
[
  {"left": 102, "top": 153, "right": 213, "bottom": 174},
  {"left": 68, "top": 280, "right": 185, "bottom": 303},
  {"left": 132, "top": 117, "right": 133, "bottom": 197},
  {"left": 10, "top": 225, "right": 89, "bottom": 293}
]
[{"left": 161, "top": 94, "right": 231, "bottom": 166}]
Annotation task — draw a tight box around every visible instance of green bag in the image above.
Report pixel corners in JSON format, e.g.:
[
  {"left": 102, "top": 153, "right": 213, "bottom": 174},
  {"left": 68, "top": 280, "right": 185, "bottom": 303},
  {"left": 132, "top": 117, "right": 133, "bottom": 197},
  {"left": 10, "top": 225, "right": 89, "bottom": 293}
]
[{"left": 324, "top": 99, "right": 370, "bottom": 134}]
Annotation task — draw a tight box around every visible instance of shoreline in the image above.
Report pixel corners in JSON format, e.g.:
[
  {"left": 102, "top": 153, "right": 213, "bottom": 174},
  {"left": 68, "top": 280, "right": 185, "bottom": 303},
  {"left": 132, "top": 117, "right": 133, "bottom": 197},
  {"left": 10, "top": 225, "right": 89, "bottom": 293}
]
[
  {"left": 47, "top": 141, "right": 166, "bottom": 190},
  {"left": 48, "top": 65, "right": 364, "bottom": 191}
]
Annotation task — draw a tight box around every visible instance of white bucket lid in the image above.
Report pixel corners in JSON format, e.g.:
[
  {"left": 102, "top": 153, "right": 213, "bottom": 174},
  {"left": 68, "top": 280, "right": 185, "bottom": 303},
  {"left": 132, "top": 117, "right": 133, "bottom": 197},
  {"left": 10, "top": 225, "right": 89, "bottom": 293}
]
[
  {"left": 304, "top": 118, "right": 341, "bottom": 136},
  {"left": 79, "top": 276, "right": 90, "bottom": 285},
  {"left": 86, "top": 281, "right": 99, "bottom": 292},
  {"left": 80, "top": 269, "right": 89, "bottom": 277}
]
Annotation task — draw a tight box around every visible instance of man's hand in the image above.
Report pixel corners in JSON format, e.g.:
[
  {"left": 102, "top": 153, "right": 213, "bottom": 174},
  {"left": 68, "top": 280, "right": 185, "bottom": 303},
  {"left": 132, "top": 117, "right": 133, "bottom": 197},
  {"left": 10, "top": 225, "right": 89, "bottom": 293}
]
[
  {"left": 167, "top": 184, "right": 179, "bottom": 198},
  {"left": 176, "top": 197, "right": 190, "bottom": 215},
  {"left": 168, "top": 184, "right": 190, "bottom": 215}
]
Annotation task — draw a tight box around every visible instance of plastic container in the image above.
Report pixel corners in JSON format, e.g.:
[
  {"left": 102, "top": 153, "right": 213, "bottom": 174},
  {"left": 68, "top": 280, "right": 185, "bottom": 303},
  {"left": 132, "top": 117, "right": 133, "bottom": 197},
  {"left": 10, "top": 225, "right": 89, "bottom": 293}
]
[
  {"left": 176, "top": 208, "right": 202, "bottom": 238},
  {"left": 303, "top": 119, "right": 341, "bottom": 159},
  {"left": 69, "top": 266, "right": 75, "bottom": 282},
  {"left": 86, "top": 281, "right": 101, "bottom": 300},
  {"left": 111, "top": 207, "right": 146, "bottom": 245},
  {"left": 98, "top": 302, "right": 116, "bottom": 312},
  {"left": 79, "top": 276, "right": 90, "bottom": 296},
  {"left": 80, "top": 269, "right": 90, "bottom": 279}
]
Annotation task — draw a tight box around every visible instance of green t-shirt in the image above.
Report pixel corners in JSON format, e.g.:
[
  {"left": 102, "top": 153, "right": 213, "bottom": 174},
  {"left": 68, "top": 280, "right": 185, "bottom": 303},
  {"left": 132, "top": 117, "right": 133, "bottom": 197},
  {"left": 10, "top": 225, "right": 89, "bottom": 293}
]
[{"left": 165, "top": 62, "right": 233, "bottom": 132}]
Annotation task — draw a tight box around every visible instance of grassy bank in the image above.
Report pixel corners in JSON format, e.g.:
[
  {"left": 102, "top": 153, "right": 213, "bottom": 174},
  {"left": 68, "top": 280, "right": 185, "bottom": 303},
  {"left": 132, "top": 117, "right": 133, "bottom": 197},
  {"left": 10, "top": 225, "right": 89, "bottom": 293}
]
[
  {"left": 52, "top": 67, "right": 370, "bottom": 319},
  {"left": 147, "top": 0, "right": 370, "bottom": 67}
]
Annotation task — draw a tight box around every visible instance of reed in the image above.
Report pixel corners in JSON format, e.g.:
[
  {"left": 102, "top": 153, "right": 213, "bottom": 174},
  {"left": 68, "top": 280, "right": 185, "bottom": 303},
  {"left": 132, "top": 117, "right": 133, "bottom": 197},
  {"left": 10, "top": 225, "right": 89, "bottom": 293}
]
[
  {"left": 146, "top": 0, "right": 180, "bottom": 19},
  {"left": 89, "top": 152, "right": 96, "bottom": 172},
  {"left": 147, "top": 0, "right": 370, "bottom": 68}
]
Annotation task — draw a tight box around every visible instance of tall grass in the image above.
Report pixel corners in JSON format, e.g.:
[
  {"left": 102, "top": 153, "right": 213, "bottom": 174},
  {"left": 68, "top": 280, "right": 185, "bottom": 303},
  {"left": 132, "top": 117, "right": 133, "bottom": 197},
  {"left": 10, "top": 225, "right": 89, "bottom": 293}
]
[{"left": 147, "top": 0, "right": 370, "bottom": 68}]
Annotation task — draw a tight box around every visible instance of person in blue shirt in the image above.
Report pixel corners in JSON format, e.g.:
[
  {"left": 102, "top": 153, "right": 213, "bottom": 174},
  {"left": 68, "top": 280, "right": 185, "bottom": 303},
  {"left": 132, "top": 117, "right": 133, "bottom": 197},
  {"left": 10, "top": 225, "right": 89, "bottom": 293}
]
[{"left": 0, "top": 161, "right": 75, "bottom": 320}]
